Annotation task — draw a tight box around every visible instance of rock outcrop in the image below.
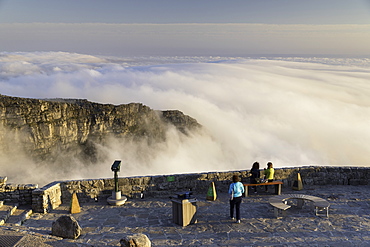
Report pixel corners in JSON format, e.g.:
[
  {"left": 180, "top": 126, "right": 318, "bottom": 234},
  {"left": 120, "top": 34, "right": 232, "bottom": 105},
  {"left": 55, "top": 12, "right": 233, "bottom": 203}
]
[{"left": 0, "top": 94, "right": 201, "bottom": 163}]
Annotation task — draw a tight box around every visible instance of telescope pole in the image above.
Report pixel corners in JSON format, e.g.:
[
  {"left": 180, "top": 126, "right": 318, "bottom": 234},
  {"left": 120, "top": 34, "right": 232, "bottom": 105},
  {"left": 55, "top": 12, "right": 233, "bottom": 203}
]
[{"left": 114, "top": 171, "right": 119, "bottom": 192}]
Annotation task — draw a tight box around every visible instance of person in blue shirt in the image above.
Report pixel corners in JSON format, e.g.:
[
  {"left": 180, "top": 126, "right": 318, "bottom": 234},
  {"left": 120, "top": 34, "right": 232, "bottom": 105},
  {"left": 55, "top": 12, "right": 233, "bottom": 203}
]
[{"left": 228, "top": 174, "right": 245, "bottom": 223}]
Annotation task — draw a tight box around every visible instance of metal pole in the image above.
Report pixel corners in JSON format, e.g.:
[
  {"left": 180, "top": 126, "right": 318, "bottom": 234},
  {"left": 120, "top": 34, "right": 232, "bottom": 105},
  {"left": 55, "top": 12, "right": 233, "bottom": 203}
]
[{"left": 114, "top": 171, "right": 119, "bottom": 192}]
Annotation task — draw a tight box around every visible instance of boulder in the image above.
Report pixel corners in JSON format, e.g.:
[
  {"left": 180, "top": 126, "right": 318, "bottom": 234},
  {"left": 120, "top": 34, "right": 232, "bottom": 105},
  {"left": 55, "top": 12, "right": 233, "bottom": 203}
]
[
  {"left": 120, "top": 233, "right": 151, "bottom": 247},
  {"left": 51, "top": 215, "right": 81, "bottom": 239}
]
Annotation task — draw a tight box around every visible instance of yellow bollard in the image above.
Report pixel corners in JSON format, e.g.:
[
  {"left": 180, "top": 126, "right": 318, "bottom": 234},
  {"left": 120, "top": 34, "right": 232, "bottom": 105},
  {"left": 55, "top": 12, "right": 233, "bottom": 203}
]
[
  {"left": 70, "top": 192, "right": 81, "bottom": 214},
  {"left": 206, "top": 182, "right": 217, "bottom": 201},
  {"left": 292, "top": 173, "right": 303, "bottom": 191}
]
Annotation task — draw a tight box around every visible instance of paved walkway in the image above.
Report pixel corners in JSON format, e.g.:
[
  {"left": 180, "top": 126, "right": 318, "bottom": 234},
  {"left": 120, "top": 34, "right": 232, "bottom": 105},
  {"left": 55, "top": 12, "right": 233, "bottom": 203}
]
[{"left": 1, "top": 185, "right": 370, "bottom": 246}]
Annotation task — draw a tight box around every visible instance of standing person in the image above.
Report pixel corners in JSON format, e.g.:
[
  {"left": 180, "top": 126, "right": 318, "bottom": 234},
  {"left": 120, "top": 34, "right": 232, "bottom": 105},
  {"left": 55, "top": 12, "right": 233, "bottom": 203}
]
[
  {"left": 264, "top": 162, "right": 275, "bottom": 192},
  {"left": 228, "top": 174, "right": 244, "bottom": 224},
  {"left": 250, "top": 162, "right": 260, "bottom": 193}
]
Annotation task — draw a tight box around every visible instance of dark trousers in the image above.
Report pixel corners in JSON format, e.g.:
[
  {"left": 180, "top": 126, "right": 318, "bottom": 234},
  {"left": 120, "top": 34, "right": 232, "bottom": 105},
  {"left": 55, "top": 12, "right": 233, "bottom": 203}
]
[
  {"left": 230, "top": 196, "right": 242, "bottom": 220},
  {"left": 265, "top": 179, "right": 274, "bottom": 191},
  {"left": 250, "top": 178, "right": 258, "bottom": 192}
]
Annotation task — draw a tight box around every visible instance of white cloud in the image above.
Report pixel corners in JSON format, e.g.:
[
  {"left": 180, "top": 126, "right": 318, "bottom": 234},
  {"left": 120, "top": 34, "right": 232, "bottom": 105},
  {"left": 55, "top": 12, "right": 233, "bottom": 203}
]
[{"left": 1, "top": 52, "right": 370, "bottom": 185}]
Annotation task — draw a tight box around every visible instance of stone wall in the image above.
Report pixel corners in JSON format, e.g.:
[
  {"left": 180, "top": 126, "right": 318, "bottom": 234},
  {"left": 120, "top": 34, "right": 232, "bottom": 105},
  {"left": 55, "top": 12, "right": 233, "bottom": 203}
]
[
  {"left": 2, "top": 166, "right": 370, "bottom": 213},
  {"left": 30, "top": 166, "right": 370, "bottom": 213},
  {"left": 0, "top": 176, "right": 38, "bottom": 205},
  {"left": 32, "top": 182, "right": 62, "bottom": 214}
]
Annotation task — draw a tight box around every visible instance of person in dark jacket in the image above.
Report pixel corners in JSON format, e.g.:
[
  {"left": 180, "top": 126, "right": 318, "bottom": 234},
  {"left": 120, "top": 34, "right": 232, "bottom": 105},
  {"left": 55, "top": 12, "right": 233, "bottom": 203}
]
[{"left": 250, "top": 162, "right": 260, "bottom": 193}]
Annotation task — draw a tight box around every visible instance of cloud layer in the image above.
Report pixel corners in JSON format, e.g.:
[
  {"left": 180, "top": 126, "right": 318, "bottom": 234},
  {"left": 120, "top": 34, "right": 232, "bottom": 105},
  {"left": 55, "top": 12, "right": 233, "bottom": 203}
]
[{"left": 1, "top": 52, "right": 370, "bottom": 185}]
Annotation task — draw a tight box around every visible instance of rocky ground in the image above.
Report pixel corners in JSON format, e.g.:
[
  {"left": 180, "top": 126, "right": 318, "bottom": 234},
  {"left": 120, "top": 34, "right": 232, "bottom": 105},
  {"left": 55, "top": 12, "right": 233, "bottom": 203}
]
[{"left": 1, "top": 184, "right": 370, "bottom": 246}]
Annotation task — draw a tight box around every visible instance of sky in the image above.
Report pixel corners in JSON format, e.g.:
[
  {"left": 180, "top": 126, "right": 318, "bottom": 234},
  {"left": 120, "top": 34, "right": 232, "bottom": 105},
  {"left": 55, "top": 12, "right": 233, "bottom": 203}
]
[
  {"left": 1, "top": 0, "right": 370, "bottom": 56},
  {"left": 0, "top": 0, "right": 369, "bottom": 24}
]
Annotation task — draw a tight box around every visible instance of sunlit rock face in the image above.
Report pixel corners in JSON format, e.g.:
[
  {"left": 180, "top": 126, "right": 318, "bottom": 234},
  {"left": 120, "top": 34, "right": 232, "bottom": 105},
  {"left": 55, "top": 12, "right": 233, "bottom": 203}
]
[{"left": 0, "top": 94, "right": 200, "bottom": 164}]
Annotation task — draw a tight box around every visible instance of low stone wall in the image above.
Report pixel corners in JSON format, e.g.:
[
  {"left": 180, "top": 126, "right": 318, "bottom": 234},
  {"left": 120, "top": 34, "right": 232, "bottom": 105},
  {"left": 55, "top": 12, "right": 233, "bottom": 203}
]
[
  {"left": 31, "top": 166, "right": 370, "bottom": 213},
  {"left": 0, "top": 176, "right": 38, "bottom": 205},
  {"left": 279, "top": 166, "right": 370, "bottom": 186},
  {"left": 3, "top": 166, "right": 370, "bottom": 213}
]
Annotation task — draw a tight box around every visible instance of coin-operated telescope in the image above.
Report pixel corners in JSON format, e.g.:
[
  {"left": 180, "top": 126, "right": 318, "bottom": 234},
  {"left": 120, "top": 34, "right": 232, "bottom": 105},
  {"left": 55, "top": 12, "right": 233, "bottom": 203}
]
[
  {"left": 107, "top": 160, "right": 127, "bottom": 206},
  {"left": 111, "top": 160, "right": 121, "bottom": 192}
]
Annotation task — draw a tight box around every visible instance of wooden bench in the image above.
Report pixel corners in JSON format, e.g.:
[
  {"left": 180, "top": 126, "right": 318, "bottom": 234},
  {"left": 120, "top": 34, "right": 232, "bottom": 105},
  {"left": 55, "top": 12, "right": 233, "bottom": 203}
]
[
  {"left": 269, "top": 194, "right": 330, "bottom": 218},
  {"left": 244, "top": 181, "right": 283, "bottom": 197}
]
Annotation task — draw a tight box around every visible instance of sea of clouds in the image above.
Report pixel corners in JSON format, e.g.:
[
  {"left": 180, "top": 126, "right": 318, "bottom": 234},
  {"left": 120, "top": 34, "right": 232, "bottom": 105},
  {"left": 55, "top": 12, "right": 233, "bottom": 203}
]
[{"left": 1, "top": 52, "right": 370, "bottom": 185}]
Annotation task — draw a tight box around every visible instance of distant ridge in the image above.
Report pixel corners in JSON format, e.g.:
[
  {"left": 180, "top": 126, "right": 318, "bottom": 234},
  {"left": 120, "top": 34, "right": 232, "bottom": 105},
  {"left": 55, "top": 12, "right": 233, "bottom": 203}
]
[{"left": 0, "top": 94, "right": 201, "bottom": 164}]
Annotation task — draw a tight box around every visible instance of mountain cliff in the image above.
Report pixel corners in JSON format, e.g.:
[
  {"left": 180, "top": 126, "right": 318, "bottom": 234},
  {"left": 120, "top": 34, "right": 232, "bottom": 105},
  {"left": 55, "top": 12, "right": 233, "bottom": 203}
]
[{"left": 0, "top": 94, "right": 201, "bottom": 164}]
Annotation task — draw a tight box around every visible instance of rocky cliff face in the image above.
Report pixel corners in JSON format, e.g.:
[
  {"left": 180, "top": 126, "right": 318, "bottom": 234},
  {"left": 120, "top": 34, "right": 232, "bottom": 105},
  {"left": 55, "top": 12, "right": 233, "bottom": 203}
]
[{"left": 0, "top": 94, "right": 201, "bottom": 164}]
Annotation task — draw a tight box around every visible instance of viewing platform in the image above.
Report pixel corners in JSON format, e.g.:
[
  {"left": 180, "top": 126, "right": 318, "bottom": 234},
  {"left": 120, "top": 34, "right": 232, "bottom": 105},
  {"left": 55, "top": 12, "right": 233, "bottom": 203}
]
[
  {"left": 0, "top": 184, "right": 370, "bottom": 246},
  {"left": 1, "top": 166, "right": 370, "bottom": 246}
]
